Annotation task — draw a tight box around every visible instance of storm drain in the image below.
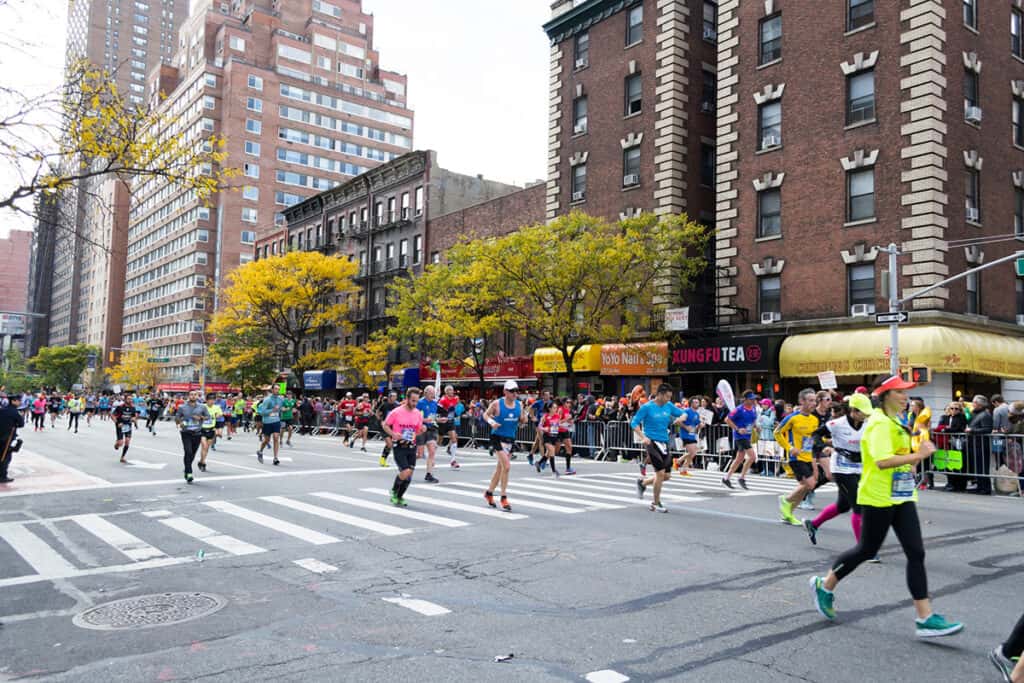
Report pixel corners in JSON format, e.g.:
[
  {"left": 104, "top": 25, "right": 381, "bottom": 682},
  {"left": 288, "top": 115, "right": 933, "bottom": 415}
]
[{"left": 73, "top": 592, "right": 227, "bottom": 631}]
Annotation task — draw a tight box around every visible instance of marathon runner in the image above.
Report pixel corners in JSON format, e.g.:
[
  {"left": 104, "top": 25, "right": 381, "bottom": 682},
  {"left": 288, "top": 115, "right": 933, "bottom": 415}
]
[
  {"left": 66, "top": 394, "right": 83, "bottom": 433},
  {"left": 85, "top": 394, "right": 97, "bottom": 427},
  {"left": 352, "top": 393, "right": 372, "bottom": 452},
  {"left": 256, "top": 389, "right": 284, "bottom": 465},
  {"left": 206, "top": 395, "right": 224, "bottom": 452},
  {"left": 280, "top": 391, "right": 296, "bottom": 447},
  {"left": 98, "top": 394, "right": 110, "bottom": 421},
  {"left": 30, "top": 394, "right": 45, "bottom": 431},
  {"left": 722, "top": 390, "right": 759, "bottom": 490},
  {"left": 558, "top": 397, "right": 575, "bottom": 475},
  {"left": 175, "top": 390, "right": 209, "bottom": 484},
  {"left": 417, "top": 386, "right": 443, "bottom": 483},
  {"left": 436, "top": 385, "right": 461, "bottom": 469},
  {"left": 673, "top": 396, "right": 702, "bottom": 476},
  {"left": 992, "top": 613, "right": 1024, "bottom": 682},
  {"left": 775, "top": 388, "right": 821, "bottom": 525},
  {"left": 376, "top": 391, "right": 400, "bottom": 467},
  {"left": 47, "top": 393, "right": 62, "bottom": 428},
  {"left": 339, "top": 392, "right": 356, "bottom": 445},
  {"left": 537, "top": 399, "right": 562, "bottom": 476},
  {"left": 381, "top": 387, "right": 424, "bottom": 507},
  {"left": 800, "top": 391, "right": 835, "bottom": 510},
  {"left": 810, "top": 375, "right": 962, "bottom": 638},
  {"left": 145, "top": 393, "right": 164, "bottom": 435},
  {"left": 230, "top": 394, "right": 245, "bottom": 440},
  {"left": 527, "top": 390, "right": 550, "bottom": 465},
  {"left": 632, "top": 383, "right": 686, "bottom": 513},
  {"left": 482, "top": 380, "right": 526, "bottom": 512},
  {"left": 112, "top": 392, "right": 139, "bottom": 464}
]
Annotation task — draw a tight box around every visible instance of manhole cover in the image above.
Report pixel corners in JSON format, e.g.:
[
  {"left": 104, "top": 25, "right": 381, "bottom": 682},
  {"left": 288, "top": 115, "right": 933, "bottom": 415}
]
[{"left": 73, "top": 593, "right": 226, "bottom": 631}]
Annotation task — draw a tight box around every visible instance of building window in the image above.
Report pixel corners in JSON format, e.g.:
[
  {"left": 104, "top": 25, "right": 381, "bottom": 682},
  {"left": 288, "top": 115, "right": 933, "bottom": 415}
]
[
  {"left": 1015, "top": 99, "right": 1024, "bottom": 147},
  {"left": 245, "top": 119, "right": 261, "bottom": 134},
  {"left": 965, "top": 168, "right": 981, "bottom": 223},
  {"left": 229, "top": 35, "right": 245, "bottom": 51},
  {"left": 401, "top": 192, "right": 410, "bottom": 216},
  {"left": 242, "top": 185, "right": 259, "bottom": 201},
  {"left": 847, "top": 168, "right": 875, "bottom": 222},
  {"left": 848, "top": 264, "right": 875, "bottom": 309},
  {"left": 963, "top": 69, "right": 979, "bottom": 118},
  {"left": 1016, "top": 188, "right": 1024, "bottom": 239},
  {"left": 573, "top": 96, "right": 588, "bottom": 134},
  {"left": 248, "top": 74, "right": 263, "bottom": 90},
  {"left": 703, "top": 1, "right": 718, "bottom": 42},
  {"left": 625, "top": 74, "right": 642, "bottom": 116},
  {"left": 1015, "top": 9, "right": 1024, "bottom": 59},
  {"left": 241, "top": 230, "right": 256, "bottom": 244},
  {"left": 244, "top": 141, "right": 260, "bottom": 156},
  {"left": 758, "top": 276, "right": 781, "bottom": 315},
  {"left": 759, "top": 15, "right": 781, "bottom": 65},
  {"left": 623, "top": 146, "right": 641, "bottom": 186},
  {"left": 386, "top": 242, "right": 395, "bottom": 260},
  {"left": 757, "top": 188, "right": 781, "bottom": 238},
  {"left": 758, "top": 101, "right": 782, "bottom": 149},
  {"left": 963, "top": 0, "right": 977, "bottom": 29},
  {"left": 847, "top": 0, "right": 874, "bottom": 31},
  {"left": 247, "top": 97, "right": 262, "bottom": 112},
  {"left": 413, "top": 235, "right": 422, "bottom": 265},
  {"left": 241, "top": 207, "right": 257, "bottom": 223},
  {"left": 430, "top": 251, "right": 440, "bottom": 264},
  {"left": 203, "top": 95, "right": 215, "bottom": 109},
  {"left": 966, "top": 272, "right": 980, "bottom": 314},
  {"left": 571, "top": 164, "right": 587, "bottom": 200},
  {"left": 700, "top": 143, "right": 715, "bottom": 188},
  {"left": 399, "top": 238, "right": 408, "bottom": 267},
  {"left": 574, "top": 31, "right": 589, "bottom": 68},
  {"left": 701, "top": 69, "right": 717, "bottom": 113},
  {"left": 243, "top": 163, "right": 259, "bottom": 178},
  {"left": 846, "top": 70, "right": 875, "bottom": 125},
  {"left": 626, "top": 4, "right": 643, "bottom": 45}
]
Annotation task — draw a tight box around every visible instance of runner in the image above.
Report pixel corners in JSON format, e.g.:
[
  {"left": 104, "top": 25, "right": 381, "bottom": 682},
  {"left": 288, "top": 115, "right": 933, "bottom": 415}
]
[
  {"left": 339, "top": 391, "right": 356, "bottom": 445},
  {"left": 536, "top": 399, "right": 562, "bottom": 477},
  {"left": 436, "top": 385, "right": 461, "bottom": 469},
  {"left": 775, "top": 388, "right": 821, "bottom": 525},
  {"left": 800, "top": 391, "right": 835, "bottom": 510},
  {"left": 98, "top": 394, "right": 110, "bottom": 421},
  {"left": 112, "top": 392, "right": 139, "bottom": 464},
  {"left": 230, "top": 393, "right": 245, "bottom": 440},
  {"left": 381, "top": 387, "right": 424, "bottom": 506},
  {"left": 174, "top": 390, "right": 210, "bottom": 484},
  {"left": 256, "top": 389, "right": 284, "bottom": 465},
  {"left": 558, "top": 396, "right": 576, "bottom": 475},
  {"left": 66, "top": 394, "right": 83, "bottom": 433},
  {"left": 810, "top": 375, "right": 963, "bottom": 638},
  {"left": 30, "top": 394, "right": 45, "bottom": 431},
  {"left": 482, "top": 380, "right": 527, "bottom": 511},
  {"left": 376, "top": 391, "right": 400, "bottom": 467},
  {"left": 47, "top": 392, "right": 61, "bottom": 428},
  {"left": 206, "top": 394, "right": 224, "bottom": 452},
  {"left": 527, "top": 390, "right": 550, "bottom": 465},
  {"left": 85, "top": 394, "right": 97, "bottom": 427},
  {"left": 722, "top": 390, "right": 759, "bottom": 490},
  {"left": 417, "top": 385, "right": 443, "bottom": 483},
  {"left": 803, "top": 393, "right": 871, "bottom": 546},
  {"left": 632, "top": 383, "right": 686, "bottom": 513},
  {"left": 280, "top": 391, "right": 296, "bottom": 447},
  {"left": 992, "top": 613, "right": 1024, "bottom": 682},
  {"left": 352, "top": 393, "right": 372, "bottom": 452},
  {"left": 146, "top": 393, "right": 164, "bottom": 435},
  {"left": 673, "top": 396, "right": 702, "bottom": 476}
]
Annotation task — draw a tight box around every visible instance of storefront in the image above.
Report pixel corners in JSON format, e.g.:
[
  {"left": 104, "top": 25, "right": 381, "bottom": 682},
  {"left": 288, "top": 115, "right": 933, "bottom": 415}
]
[
  {"left": 419, "top": 356, "right": 536, "bottom": 399},
  {"left": 668, "top": 334, "right": 785, "bottom": 398},
  {"left": 600, "top": 342, "right": 668, "bottom": 397},
  {"left": 156, "top": 382, "right": 237, "bottom": 395},
  {"left": 533, "top": 345, "right": 603, "bottom": 396},
  {"left": 302, "top": 370, "right": 337, "bottom": 393}
]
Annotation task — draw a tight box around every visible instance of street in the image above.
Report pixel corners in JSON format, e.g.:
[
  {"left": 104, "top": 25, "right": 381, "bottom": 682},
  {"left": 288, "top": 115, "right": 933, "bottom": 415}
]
[{"left": 0, "top": 419, "right": 1019, "bottom": 682}]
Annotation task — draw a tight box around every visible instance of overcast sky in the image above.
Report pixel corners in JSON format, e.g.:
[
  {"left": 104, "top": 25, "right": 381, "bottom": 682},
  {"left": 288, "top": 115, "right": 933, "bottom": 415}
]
[{"left": 0, "top": 0, "right": 552, "bottom": 234}]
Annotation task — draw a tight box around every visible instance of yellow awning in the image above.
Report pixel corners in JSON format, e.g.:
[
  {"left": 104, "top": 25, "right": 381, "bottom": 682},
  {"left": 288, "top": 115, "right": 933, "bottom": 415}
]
[
  {"left": 780, "top": 325, "right": 1024, "bottom": 379},
  {"left": 533, "top": 345, "right": 603, "bottom": 374}
]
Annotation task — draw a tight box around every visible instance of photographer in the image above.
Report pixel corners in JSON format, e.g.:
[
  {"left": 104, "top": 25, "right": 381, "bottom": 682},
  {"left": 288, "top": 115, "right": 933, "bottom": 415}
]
[{"left": 0, "top": 394, "right": 25, "bottom": 484}]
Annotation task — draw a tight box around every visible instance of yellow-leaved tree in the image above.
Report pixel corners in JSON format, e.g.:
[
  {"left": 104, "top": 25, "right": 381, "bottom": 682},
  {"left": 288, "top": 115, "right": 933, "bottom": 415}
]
[{"left": 107, "top": 345, "right": 162, "bottom": 392}]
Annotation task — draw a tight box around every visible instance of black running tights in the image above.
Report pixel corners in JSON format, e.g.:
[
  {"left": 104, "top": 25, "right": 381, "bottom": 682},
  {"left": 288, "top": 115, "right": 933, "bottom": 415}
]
[
  {"left": 1004, "top": 612, "right": 1024, "bottom": 658},
  {"left": 831, "top": 502, "right": 927, "bottom": 600}
]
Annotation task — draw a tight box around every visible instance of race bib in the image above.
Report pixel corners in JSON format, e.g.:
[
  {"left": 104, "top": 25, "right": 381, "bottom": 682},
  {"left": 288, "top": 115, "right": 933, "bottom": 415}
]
[
  {"left": 548, "top": 424, "right": 559, "bottom": 435},
  {"left": 401, "top": 427, "right": 414, "bottom": 442},
  {"left": 653, "top": 441, "right": 667, "bottom": 454},
  {"left": 801, "top": 436, "right": 814, "bottom": 453},
  {"left": 891, "top": 471, "right": 915, "bottom": 499},
  {"left": 121, "top": 424, "right": 132, "bottom": 434}
]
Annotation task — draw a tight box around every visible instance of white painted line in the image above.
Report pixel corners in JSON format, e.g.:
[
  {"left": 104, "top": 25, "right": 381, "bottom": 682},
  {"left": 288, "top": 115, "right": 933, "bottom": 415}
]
[
  {"left": 311, "top": 492, "right": 469, "bottom": 528},
  {"left": 204, "top": 500, "right": 339, "bottom": 545},
  {"left": 586, "top": 670, "right": 629, "bottom": 683},
  {"left": 511, "top": 478, "right": 707, "bottom": 505},
  {"left": 141, "top": 510, "right": 172, "bottom": 518},
  {"left": 0, "top": 555, "right": 192, "bottom": 588},
  {"left": 360, "top": 489, "right": 528, "bottom": 520},
  {"left": 381, "top": 596, "right": 451, "bottom": 616},
  {"left": 0, "top": 523, "right": 77, "bottom": 575},
  {"left": 158, "top": 515, "right": 266, "bottom": 555},
  {"left": 261, "top": 496, "right": 409, "bottom": 537},
  {"left": 71, "top": 514, "right": 166, "bottom": 562},
  {"left": 204, "top": 459, "right": 266, "bottom": 473},
  {"left": 439, "top": 482, "right": 590, "bottom": 514},
  {"left": 293, "top": 558, "right": 338, "bottom": 574},
  {"left": 124, "top": 460, "right": 167, "bottom": 470}
]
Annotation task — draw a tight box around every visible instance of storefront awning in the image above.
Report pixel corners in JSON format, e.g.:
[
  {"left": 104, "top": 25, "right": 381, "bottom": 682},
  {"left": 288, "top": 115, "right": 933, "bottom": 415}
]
[
  {"left": 533, "top": 345, "right": 603, "bottom": 374},
  {"left": 779, "top": 325, "right": 1024, "bottom": 379}
]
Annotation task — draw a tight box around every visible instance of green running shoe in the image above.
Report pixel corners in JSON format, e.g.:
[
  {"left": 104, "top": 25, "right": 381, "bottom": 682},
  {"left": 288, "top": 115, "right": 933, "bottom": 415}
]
[
  {"left": 809, "top": 576, "right": 835, "bottom": 620},
  {"left": 915, "top": 613, "right": 963, "bottom": 638},
  {"left": 779, "top": 495, "right": 799, "bottom": 525},
  {"left": 389, "top": 489, "right": 400, "bottom": 506},
  {"left": 397, "top": 497, "right": 408, "bottom": 508}
]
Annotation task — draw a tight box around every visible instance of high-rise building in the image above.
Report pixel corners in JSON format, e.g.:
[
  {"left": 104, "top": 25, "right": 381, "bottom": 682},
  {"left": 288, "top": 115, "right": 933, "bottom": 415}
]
[{"left": 123, "top": 0, "right": 413, "bottom": 383}]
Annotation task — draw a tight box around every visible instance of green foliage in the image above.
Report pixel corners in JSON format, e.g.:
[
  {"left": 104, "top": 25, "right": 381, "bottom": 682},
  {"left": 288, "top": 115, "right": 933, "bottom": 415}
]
[
  {"left": 30, "top": 343, "right": 98, "bottom": 391},
  {"left": 1, "top": 347, "right": 37, "bottom": 394}
]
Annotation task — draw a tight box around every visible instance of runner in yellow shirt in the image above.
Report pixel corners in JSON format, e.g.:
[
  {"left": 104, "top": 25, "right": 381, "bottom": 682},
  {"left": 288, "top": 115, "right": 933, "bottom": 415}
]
[{"left": 774, "top": 388, "right": 820, "bottom": 525}]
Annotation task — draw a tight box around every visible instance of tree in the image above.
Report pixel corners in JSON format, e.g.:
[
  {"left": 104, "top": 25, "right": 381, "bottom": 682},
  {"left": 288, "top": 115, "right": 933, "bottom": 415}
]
[
  {"left": 208, "top": 251, "right": 359, "bottom": 379},
  {"left": 106, "top": 345, "right": 161, "bottom": 392},
  {"left": 465, "top": 211, "right": 710, "bottom": 390},
  {"left": 0, "top": 347, "right": 37, "bottom": 394},
  {"left": 340, "top": 337, "right": 392, "bottom": 389},
  {"left": 30, "top": 343, "right": 98, "bottom": 391},
  {"left": 207, "top": 327, "right": 277, "bottom": 394}
]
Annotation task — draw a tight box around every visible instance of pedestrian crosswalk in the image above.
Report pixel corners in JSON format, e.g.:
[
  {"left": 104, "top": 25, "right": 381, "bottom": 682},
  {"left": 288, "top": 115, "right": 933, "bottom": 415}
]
[{"left": 0, "top": 469, "right": 833, "bottom": 589}]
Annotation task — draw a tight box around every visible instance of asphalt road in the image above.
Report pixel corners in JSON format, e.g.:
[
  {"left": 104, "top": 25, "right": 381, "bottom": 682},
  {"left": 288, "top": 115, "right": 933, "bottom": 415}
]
[{"left": 0, "top": 417, "right": 1020, "bottom": 682}]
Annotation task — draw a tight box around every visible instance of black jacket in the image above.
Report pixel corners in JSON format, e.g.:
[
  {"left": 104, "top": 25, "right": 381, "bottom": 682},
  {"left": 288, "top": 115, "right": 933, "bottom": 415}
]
[{"left": 0, "top": 403, "right": 24, "bottom": 443}]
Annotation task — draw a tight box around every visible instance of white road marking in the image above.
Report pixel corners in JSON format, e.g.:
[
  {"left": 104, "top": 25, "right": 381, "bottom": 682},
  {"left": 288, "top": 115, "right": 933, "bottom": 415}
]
[
  {"left": 123, "top": 460, "right": 167, "bottom": 470},
  {"left": 381, "top": 596, "right": 451, "bottom": 616},
  {"left": 293, "top": 558, "right": 338, "bottom": 574},
  {"left": 0, "top": 555, "right": 191, "bottom": 588},
  {"left": 204, "top": 459, "right": 266, "bottom": 473},
  {"left": 261, "top": 496, "right": 409, "bottom": 537},
  {"left": 360, "top": 489, "right": 528, "bottom": 520},
  {"left": 71, "top": 514, "right": 166, "bottom": 561},
  {"left": 204, "top": 500, "right": 339, "bottom": 545},
  {"left": 157, "top": 515, "right": 266, "bottom": 555},
  {"left": 0, "top": 523, "right": 77, "bottom": 575},
  {"left": 141, "top": 510, "right": 171, "bottom": 518},
  {"left": 445, "top": 482, "right": 617, "bottom": 512},
  {"left": 311, "top": 492, "right": 469, "bottom": 528},
  {"left": 585, "top": 670, "right": 630, "bottom": 683},
  {"left": 510, "top": 478, "right": 707, "bottom": 505}
]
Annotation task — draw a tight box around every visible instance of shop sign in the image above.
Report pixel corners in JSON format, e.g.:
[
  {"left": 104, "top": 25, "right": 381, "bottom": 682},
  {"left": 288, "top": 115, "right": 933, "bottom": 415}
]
[
  {"left": 420, "top": 356, "right": 535, "bottom": 382},
  {"left": 664, "top": 307, "right": 689, "bottom": 332},
  {"left": 600, "top": 342, "right": 668, "bottom": 376},
  {"left": 668, "top": 335, "right": 783, "bottom": 373}
]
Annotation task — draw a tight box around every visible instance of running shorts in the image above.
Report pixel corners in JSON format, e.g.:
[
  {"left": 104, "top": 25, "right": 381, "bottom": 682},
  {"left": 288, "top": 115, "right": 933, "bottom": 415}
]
[
  {"left": 790, "top": 459, "right": 815, "bottom": 481},
  {"left": 733, "top": 438, "right": 753, "bottom": 452},
  {"left": 490, "top": 433, "right": 515, "bottom": 454},
  {"left": 393, "top": 446, "right": 416, "bottom": 471},
  {"left": 543, "top": 434, "right": 560, "bottom": 446},
  {"left": 201, "top": 428, "right": 216, "bottom": 440},
  {"left": 645, "top": 440, "right": 672, "bottom": 473},
  {"left": 281, "top": 418, "right": 293, "bottom": 427},
  {"left": 115, "top": 424, "right": 133, "bottom": 440},
  {"left": 355, "top": 417, "right": 369, "bottom": 428},
  {"left": 86, "top": 407, "right": 96, "bottom": 414},
  {"left": 261, "top": 421, "right": 281, "bottom": 436},
  {"left": 417, "top": 428, "right": 439, "bottom": 445}
]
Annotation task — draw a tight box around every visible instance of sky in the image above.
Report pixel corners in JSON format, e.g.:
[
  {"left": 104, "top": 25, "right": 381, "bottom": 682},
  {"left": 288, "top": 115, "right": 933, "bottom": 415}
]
[{"left": 0, "top": 0, "right": 552, "bottom": 234}]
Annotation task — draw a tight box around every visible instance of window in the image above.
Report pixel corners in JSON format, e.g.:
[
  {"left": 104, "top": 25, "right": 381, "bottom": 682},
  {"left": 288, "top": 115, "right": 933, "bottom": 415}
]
[
  {"left": 241, "top": 207, "right": 257, "bottom": 223},
  {"left": 244, "top": 141, "right": 260, "bottom": 156},
  {"left": 703, "top": 1, "right": 717, "bottom": 42},
  {"left": 247, "top": 97, "right": 262, "bottom": 112},
  {"left": 1018, "top": 280, "right": 1024, "bottom": 318},
  {"left": 963, "top": 0, "right": 977, "bottom": 29},
  {"left": 701, "top": 69, "right": 717, "bottom": 112},
  {"left": 847, "top": 168, "right": 875, "bottom": 222},
  {"left": 965, "top": 168, "right": 981, "bottom": 222},
  {"left": 317, "top": 55, "right": 331, "bottom": 70},
  {"left": 966, "top": 272, "right": 980, "bottom": 314},
  {"left": 414, "top": 186, "right": 424, "bottom": 215},
  {"left": 248, "top": 74, "right": 263, "bottom": 91},
  {"left": 963, "top": 69, "right": 979, "bottom": 114},
  {"left": 229, "top": 35, "right": 245, "bottom": 51},
  {"left": 202, "top": 117, "right": 214, "bottom": 131},
  {"left": 277, "top": 44, "right": 312, "bottom": 64},
  {"left": 1016, "top": 188, "right": 1024, "bottom": 239},
  {"left": 312, "top": 0, "right": 341, "bottom": 18},
  {"left": 700, "top": 143, "right": 715, "bottom": 188},
  {"left": 574, "top": 31, "right": 589, "bottom": 68},
  {"left": 413, "top": 235, "right": 422, "bottom": 265},
  {"left": 241, "top": 230, "right": 256, "bottom": 244},
  {"left": 623, "top": 146, "right": 641, "bottom": 185},
  {"left": 847, "top": 265, "right": 875, "bottom": 309},
  {"left": 758, "top": 276, "right": 781, "bottom": 315},
  {"left": 757, "top": 188, "right": 781, "bottom": 238},
  {"left": 1015, "top": 9, "right": 1024, "bottom": 59},
  {"left": 387, "top": 196, "right": 396, "bottom": 221},
  {"left": 1015, "top": 99, "right": 1024, "bottom": 147},
  {"left": 572, "top": 164, "right": 587, "bottom": 200},
  {"left": 399, "top": 239, "right": 408, "bottom": 267},
  {"left": 245, "top": 119, "right": 261, "bottom": 134},
  {"left": 372, "top": 245, "right": 382, "bottom": 263},
  {"left": 573, "top": 96, "right": 588, "bottom": 134},
  {"left": 244, "top": 163, "right": 259, "bottom": 178},
  {"left": 758, "top": 101, "right": 782, "bottom": 149},
  {"left": 759, "top": 15, "right": 781, "bottom": 65},
  {"left": 242, "top": 185, "right": 259, "bottom": 201},
  {"left": 401, "top": 192, "right": 410, "bottom": 214},
  {"left": 847, "top": 0, "right": 874, "bottom": 31},
  {"left": 203, "top": 95, "right": 215, "bottom": 109},
  {"left": 625, "top": 74, "right": 642, "bottom": 115},
  {"left": 204, "top": 73, "right": 216, "bottom": 87},
  {"left": 626, "top": 5, "right": 643, "bottom": 45},
  {"left": 197, "top": 229, "right": 210, "bottom": 242},
  {"left": 386, "top": 242, "right": 395, "bottom": 260},
  {"left": 846, "top": 70, "right": 875, "bottom": 124}
]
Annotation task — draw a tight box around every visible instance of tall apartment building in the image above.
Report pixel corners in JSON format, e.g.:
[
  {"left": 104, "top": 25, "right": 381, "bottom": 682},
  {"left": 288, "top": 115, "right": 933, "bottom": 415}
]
[
  {"left": 123, "top": 0, "right": 413, "bottom": 382},
  {"left": 713, "top": 0, "right": 1024, "bottom": 403}
]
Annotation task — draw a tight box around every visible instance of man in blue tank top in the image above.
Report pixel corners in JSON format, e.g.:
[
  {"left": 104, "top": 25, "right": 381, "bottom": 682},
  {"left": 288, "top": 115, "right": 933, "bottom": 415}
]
[{"left": 483, "top": 380, "right": 527, "bottom": 512}]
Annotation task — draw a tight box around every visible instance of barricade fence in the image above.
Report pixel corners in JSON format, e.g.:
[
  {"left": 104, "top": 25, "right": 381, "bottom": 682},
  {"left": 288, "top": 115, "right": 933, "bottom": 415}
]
[{"left": 922, "top": 431, "right": 1023, "bottom": 495}]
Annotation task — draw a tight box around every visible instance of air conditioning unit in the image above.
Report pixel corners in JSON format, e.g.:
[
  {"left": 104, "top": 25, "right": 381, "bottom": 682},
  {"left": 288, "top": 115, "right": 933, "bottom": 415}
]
[
  {"left": 572, "top": 191, "right": 585, "bottom": 202},
  {"left": 703, "top": 26, "right": 718, "bottom": 42},
  {"left": 1017, "top": 314, "right": 1024, "bottom": 326},
  {"left": 966, "top": 206, "right": 980, "bottom": 222},
  {"left": 762, "top": 134, "right": 780, "bottom": 149},
  {"left": 573, "top": 122, "right": 587, "bottom": 135},
  {"left": 623, "top": 174, "right": 640, "bottom": 187},
  {"left": 761, "top": 311, "right": 781, "bottom": 324},
  {"left": 850, "top": 303, "right": 875, "bottom": 317},
  {"left": 700, "top": 101, "right": 715, "bottom": 114},
  {"left": 965, "top": 105, "right": 983, "bottom": 124},
  {"left": 575, "top": 57, "right": 588, "bottom": 69}
]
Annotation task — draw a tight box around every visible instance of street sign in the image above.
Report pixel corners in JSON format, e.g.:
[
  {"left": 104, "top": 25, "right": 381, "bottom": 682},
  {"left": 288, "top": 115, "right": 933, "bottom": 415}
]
[
  {"left": 664, "top": 307, "right": 690, "bottom": 331},
  {"left": 148, "top": 357, "right": 170, "bottom": 363},
  {"left": 1017, "top": 257, "right": 1024, "bottom": 277},
  {"left": 875, "top": 311, "right": 910, "bottom": 325}
]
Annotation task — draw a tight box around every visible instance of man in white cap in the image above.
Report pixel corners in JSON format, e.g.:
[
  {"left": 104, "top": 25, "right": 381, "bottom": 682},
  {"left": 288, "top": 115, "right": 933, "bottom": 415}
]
[{"left": 482, "top": 380, "right": 527, "bottom": 511}]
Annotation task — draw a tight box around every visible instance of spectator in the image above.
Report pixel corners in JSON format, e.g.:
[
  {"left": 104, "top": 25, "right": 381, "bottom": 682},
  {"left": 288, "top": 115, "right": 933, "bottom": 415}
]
[{"left": 964, "top": 395, "right": 993, "bottom": 495}]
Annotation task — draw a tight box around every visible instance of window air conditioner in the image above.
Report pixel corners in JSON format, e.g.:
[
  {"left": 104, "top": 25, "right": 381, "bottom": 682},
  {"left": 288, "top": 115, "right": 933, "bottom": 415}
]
[
  {"left": 575, "top": 57, "right": 588, "bottom": 69},
  {"left": 700, "top": 101, "right": 715, "bottom": 114},
  {"left": 965, "top": 105, "right": 983, "bottom": 124},
  {"left": 572, "top": 191, "right": 585, "bottom": 202},
  {"left": 761, "top": 311, "right": 781, "bottom": 324},
  {"left": 573, "top": 122, "right": 587, "bottom": 135},
  {"left": 850, "top": 303, "right": 874, "bottom": 317},
  {"left": 703, "top": 26, "right": 718, "bottom": 42},
  {"left": 623, "top": 174, "right": 640, "bottom": 187},
  {"left": 966, "top": 206, "right": 980, "bottom": 222},
  {"left": 762, "top": 134, "right": 780, "bottom": 149}
]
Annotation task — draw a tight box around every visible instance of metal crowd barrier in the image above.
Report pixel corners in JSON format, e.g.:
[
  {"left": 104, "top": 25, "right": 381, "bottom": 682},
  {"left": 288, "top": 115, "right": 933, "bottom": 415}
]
[{"left": 922, "top": 431, "right": 1023, "bottom": 495}]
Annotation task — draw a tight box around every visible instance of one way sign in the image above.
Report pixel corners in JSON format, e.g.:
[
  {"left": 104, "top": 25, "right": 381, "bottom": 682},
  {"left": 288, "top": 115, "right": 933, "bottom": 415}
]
[{"left": 875, "top": 311, "right": 910, "bottom": 325}]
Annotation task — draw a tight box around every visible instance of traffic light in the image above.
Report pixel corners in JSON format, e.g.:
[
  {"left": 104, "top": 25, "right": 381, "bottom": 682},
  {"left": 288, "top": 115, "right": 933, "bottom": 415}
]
[
  {"left": 902, "top": 366, "right": 931, "bottom": 384},
  {"left": 108, "top": 350, "right": 115, "bottom": 363}
]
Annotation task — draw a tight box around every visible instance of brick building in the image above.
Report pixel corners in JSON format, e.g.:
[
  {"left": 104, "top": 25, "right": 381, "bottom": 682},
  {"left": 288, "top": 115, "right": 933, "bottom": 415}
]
[
  {"left": 0, "top": 230, "right": 32, "bottom": 313},
  {"left": 428, "top": 182, "right": 546, "bottom": 255},
  {"left": 713, "top": 0, "right": 1024, "bottom": 403}
]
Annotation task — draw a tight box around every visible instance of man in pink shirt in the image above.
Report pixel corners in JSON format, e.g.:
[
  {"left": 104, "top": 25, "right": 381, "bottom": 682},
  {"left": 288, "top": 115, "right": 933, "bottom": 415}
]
[{"left": 382, "top": 387, "right": 425, "bottom": 507}]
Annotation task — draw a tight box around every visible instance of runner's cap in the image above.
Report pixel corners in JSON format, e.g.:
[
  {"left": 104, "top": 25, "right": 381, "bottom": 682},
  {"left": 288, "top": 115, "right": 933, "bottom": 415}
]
[
  {"left": 871, "top": 375, "right": 916, "bottom": 396},
  {"left": 503, "top": 380, "right": 519, "bottom": 391},
  {"left": 848, "top": 393, "right": 873, "bottom": 414}
]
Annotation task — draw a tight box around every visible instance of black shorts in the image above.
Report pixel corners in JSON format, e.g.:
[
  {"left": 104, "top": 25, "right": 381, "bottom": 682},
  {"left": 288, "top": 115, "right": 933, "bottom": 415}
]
[
  {"left": 115, "top": 424, "right": 133, "bottom": 440},
  {"left": 645, "top": 441, "right": 672, "bottom": 473},
  {"left": 393, "top": 446, "right": 416, "bottom": 471},
  {"left": 86, "top": 407, "right": 96, "bottom": 414},
  {"left": 201, "top": 428, "right": 215, "bottom": 439},
  {"left": 355, "top": 418, "right": 369, "bottom": 428},
  {"left": 261, "top": 421, "right": 280, "bottom": 436},
  {"left": 543, "top": 434, "right": 561, "bottom": 446},
  {"left": 790, "top": 459, "right": 815, "bottom": 481},
  {"left": 48, "top": 407, "right": 60, "bottom": 414},
  {"left": 733, "top": 438, "right": 753, "bottom": 452},
  {"left": 417, "top": 428, "right": 439, "bottom": 446},
  {"left": 490, "top": 433, "right": 515, "bottom": 453},
  {"left": 281, "top": 418, "right": 293, "bottom": 427}
]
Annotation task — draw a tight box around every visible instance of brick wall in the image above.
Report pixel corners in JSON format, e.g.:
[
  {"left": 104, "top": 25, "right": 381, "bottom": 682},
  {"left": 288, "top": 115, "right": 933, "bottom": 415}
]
[{"left": 428, "top": 183, "right": 546, "bottom": 256}]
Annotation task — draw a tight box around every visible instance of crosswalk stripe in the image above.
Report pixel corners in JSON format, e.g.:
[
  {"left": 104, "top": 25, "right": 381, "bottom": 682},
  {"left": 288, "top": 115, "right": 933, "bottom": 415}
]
[
  {"left": 310, "top": 492, "right": 469, "bottom": 528},
  {"left": 0, "top": 523, "right": 77, "bottom": 575},
  {"left": 360, "top": 489, "right": 528, "bottom": 520},
  {"left": 156, "top": 515, "right": 266, "bottom": 556},
  {"left": 443, "top": 482, "right": 606, "bottom": 513},
  {"left": 518, "top": 475, "right": 708, "bottom": 501},
  {"left": 71, "top": 514, "right": 167, "bottom": 562},
  {"left": 510, "top": 478, "right": 705, "bottom": 506},
  {"left": 293, "top": 558, "right": 338, "bottom": 574},
  {"left": 594, "top": 472, "right": 832, "bottom": 494},
  {"left": 261, "top": 496, "right": 410, "bottom": 537},
  {"left": 204, "top": 501, "right": 340, "bottom": 544}
]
